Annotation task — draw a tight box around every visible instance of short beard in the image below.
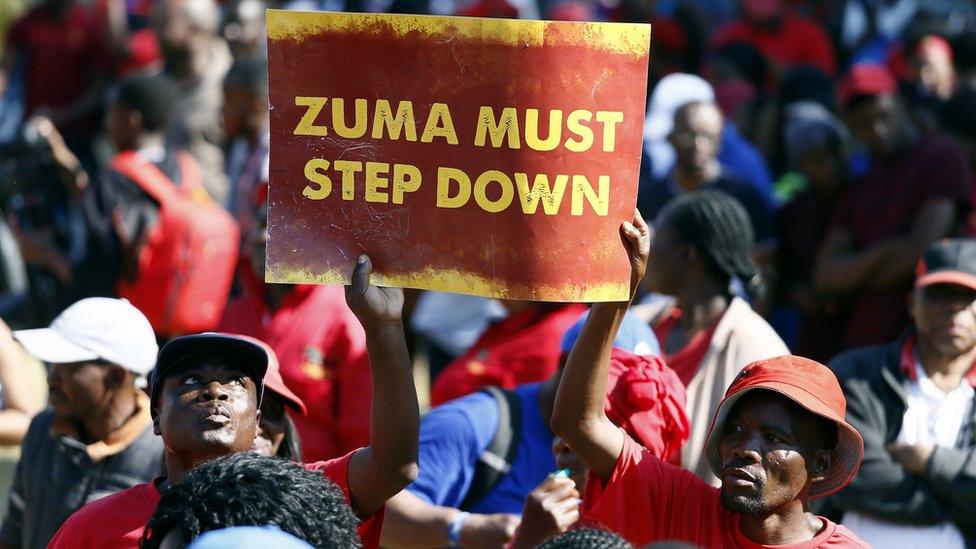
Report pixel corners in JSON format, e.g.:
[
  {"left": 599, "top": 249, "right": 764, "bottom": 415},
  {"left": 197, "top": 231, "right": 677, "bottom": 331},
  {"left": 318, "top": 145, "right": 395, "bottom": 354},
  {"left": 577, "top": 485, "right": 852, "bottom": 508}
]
[{"left": 721, "top": 486, "right": 771, "bottom": 516}]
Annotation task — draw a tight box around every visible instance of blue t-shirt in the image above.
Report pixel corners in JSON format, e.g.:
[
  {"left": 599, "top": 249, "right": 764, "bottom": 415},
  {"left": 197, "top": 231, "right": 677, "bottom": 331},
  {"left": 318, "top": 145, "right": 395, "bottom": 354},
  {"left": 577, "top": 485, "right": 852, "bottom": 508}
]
[{"left": 406, "top": 383, "right": 555, "bottom": 515}]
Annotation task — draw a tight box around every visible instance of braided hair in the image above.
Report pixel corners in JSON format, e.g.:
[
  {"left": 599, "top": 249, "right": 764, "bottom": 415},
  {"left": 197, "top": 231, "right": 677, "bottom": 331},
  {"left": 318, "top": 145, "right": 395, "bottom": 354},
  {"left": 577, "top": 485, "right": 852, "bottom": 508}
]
[
  {"left": 537, "top": 527, "right": 633, "bottom": 548},
  {"left": 140, "top": 453, "right": 362, "bottom": 549},
  {"left": 657, "top": 190, "right": 763, "bottom": 301}
]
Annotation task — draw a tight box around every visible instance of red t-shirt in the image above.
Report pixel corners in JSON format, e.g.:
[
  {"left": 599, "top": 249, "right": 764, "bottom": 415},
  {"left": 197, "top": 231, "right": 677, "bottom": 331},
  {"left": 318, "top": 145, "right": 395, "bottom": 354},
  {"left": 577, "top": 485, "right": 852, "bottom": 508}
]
[
  {"left": 5, "top": 4, "right": 107, "bottom": 131},
  {"left": 219, "top": 285, "right": 371, "bottom": 462},
  {"left": 46, "top": 451, "right": 384, "bottom": 549},
  {"left": 713, "top": 14, "right": 837, "bottom": 78},
  {"left": 832, "top": 136, "right": 973, "bottom": 347},
  {"left": 583, "top": 436, "right": 869, "bottom": 548},
  {"left": 430, "top": 303, "right": 587, "bottom": 406},
  {"left": 653, "top": 308, "right": 717, "bottom": 387}
]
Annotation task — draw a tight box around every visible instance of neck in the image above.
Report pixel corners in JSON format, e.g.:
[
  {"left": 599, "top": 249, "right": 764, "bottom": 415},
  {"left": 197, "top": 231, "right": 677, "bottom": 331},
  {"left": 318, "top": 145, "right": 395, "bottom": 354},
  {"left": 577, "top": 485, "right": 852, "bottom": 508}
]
[
  {"left": 81, "top": 388, "right": 138, "bottom": 443},
  {"left": 133, "top": 133, "right": 165, "bottom": 152},
  {"left": 676, "top": 161, "right": 719, "bottom": 192},
  {"left": 675, "top": 280, "right": 730, "bottom": 336},
  {"left": 917, "top": 335, "right": 976, "bottom": 392},
  {"left": 739, "top": 501, "right": 822, "bottom": 545}
]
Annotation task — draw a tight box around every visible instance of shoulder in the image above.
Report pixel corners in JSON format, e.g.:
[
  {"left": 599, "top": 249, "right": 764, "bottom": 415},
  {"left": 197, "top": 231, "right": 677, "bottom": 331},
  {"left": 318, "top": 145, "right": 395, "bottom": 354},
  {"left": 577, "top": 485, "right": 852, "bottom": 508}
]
[
  {"left": 915, "top": 135, "right": 967, "bottom": 159},
  {"left": 829, "top": 341, "right": 899, "bottom": 382},
  {"left": 723, "top": 299, "right": 786, "bottom": 347},
  {"left": 824, "top": 521, "right": 872, "bottom": 548},
  {"left": 425, "top": 390, "right": 499, "bottom": 430},
  {"left": 58, "top": 482, "right": 158, "bottom": 536}
]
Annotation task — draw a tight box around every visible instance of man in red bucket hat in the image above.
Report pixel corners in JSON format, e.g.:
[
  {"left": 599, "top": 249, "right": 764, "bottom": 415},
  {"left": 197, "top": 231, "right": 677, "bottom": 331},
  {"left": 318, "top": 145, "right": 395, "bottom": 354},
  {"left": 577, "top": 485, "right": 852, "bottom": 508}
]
[{"left": 552, "top": 209, "right": 869, "bottom": 547}]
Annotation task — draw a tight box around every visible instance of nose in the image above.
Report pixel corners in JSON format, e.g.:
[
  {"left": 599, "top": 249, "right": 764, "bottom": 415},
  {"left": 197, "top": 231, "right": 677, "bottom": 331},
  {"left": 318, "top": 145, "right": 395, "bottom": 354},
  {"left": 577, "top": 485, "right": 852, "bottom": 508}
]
[
  {"left": 199, "top": 380, "right": 230, "bottom": 401},
  {"left": 729, "top": 434, "right": 763, "bottom": 464}
]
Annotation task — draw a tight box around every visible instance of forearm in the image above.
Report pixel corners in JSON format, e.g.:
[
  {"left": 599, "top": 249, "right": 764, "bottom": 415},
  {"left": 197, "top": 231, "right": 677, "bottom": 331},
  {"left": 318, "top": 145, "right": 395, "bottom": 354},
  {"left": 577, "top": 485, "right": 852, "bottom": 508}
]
[
  {"left": 0, "top": 410, "right": 33, "bottom": 445},
  {"left": 813, "top": 244, "right": 891, "bottom": 294},
  {"left": 380, "top": 490, "right": 457, "bottom": 548},
  {"left": 0, "top": 335, "right": 43, "bottom": 416},
  {"left": 551, "top": 301, "right": 628, "bottom": 479}
]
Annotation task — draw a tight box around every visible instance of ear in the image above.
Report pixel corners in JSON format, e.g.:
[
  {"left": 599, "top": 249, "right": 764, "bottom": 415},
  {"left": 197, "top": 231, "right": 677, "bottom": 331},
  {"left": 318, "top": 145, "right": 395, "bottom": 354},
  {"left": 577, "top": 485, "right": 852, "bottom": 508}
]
[{"left": 810, "top": 449, "right": 833, "bottom": 484}]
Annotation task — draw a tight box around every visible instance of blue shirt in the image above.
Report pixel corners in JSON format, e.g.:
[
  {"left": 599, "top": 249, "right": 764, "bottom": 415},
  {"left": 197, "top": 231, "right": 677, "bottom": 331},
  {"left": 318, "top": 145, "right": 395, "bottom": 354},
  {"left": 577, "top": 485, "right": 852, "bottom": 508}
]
[{"left": 407, "top": 383, "right": 555, "bottom": 514}]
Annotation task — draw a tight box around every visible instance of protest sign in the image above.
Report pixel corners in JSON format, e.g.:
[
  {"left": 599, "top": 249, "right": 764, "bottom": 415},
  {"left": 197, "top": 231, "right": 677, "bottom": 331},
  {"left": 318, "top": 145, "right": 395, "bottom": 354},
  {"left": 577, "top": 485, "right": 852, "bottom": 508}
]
[{"left": 266, "top": 10, "right": 650, "bottom": 301}]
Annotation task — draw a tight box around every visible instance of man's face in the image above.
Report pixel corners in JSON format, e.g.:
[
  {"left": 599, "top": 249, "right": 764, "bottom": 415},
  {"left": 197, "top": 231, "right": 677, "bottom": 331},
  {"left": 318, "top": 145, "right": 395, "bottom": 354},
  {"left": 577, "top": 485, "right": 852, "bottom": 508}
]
[
  {"left": 222, "top": 82, "right": 252, "bottom": 140},
  {"left": 153, "top": 356, "right": 260, "bottom": 462},
  {"left": 911, "top": 283, "right": 976, "bottom": 356},
  {"left": 670, "top": 103, "right": 723, "bottom": 175},
  {"left": 846, "top": 94, "right": 901, "bottom": 156},
  {"left": 718, "top": 391, "right": 831, "bottom": 516},
  {"left": 48, "top": 361, "right": 118, "bottom": 421},
  {"left": 644, "top": 218, "right": 685, "bottom": 296},
  {"left": 552, "top": 436, "right": 588, "bottom": 494},
  {"left": 798, "top": 142, "right": 845, "bottom": 196}
]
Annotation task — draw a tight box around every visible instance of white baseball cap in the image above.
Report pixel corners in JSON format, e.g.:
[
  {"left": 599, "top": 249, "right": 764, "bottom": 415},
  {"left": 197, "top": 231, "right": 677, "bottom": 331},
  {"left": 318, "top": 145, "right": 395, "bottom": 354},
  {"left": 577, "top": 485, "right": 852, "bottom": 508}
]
[{"left": 14, "top": 298, "right": 158, "bottom": 376}]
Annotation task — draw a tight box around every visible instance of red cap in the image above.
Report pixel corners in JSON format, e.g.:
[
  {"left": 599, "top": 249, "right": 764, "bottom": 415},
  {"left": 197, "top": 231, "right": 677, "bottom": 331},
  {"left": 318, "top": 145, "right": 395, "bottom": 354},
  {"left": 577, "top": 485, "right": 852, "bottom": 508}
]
[
  {"left": 604, "top": 349, "right": 690, "bottom": 461},
  {"left": 230, "top": 334, "right": 307, "bottom": 416},
  {"left": 838, "top": 64, "right": 897, "bottom": 108},
  {"left": 702, "top": 355, "right": 864, "bottom": 499}
]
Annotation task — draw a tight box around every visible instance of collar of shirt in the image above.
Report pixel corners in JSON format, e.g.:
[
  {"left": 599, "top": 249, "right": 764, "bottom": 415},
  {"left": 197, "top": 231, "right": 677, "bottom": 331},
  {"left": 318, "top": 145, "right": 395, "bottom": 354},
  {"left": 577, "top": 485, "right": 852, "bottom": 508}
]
[{"left": 900, "top": 333, "right": 976, "bottom": 388}]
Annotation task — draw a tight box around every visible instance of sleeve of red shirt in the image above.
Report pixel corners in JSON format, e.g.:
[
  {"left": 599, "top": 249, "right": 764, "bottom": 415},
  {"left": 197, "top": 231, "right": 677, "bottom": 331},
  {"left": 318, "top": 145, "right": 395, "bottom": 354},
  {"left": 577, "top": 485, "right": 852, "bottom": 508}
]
[
  {"left": 918, "top": 138, "right": 974, "bottom": 208},
  {"left": 581, "top": 434, "right": 718, "bottom": 547},
  {"left": 305, "top": 450, "right": 385, "bottom": 549},
  {"left": 329, "top": 308, "right": 372, "bottom": 456}
]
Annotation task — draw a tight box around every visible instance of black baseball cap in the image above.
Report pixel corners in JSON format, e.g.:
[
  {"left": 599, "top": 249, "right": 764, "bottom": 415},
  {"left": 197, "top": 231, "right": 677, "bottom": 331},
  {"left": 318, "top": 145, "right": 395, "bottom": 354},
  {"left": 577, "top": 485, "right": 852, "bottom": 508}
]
[
  {"left": 149, "top": 333, "right": 270, "bottom": 408},
  {"left": 915, "top": 239, "right": 976, "bottom": 291}
]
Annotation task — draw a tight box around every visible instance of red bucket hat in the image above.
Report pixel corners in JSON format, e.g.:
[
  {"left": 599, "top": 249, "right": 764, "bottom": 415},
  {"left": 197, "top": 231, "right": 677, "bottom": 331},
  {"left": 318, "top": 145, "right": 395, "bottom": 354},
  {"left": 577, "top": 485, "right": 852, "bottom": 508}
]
[
  {"left": 231, "top": 334, "right": 307, "bottom": 416},
  {"left": 702, "top": 355, "right": 864, "bottom": 499}
]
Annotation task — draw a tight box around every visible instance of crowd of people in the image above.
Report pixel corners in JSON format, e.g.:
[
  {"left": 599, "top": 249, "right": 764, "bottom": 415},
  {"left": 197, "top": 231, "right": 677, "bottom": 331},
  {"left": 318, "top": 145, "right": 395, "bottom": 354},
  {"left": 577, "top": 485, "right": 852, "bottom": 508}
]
[{"left": 0, "top": 0, "right": 975, "bottom": 547}]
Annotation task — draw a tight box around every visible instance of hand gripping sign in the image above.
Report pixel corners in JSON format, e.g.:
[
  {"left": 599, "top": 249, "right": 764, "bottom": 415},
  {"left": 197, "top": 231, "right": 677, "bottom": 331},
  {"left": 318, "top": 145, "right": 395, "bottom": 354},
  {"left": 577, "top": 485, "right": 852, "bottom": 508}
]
[{"left": 266, "top": 11, "right": 650, "bottom": 301}]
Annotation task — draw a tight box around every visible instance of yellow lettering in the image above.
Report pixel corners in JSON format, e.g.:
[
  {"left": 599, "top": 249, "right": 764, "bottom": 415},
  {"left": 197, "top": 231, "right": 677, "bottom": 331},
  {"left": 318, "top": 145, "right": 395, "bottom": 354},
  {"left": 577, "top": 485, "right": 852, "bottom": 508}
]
[
  {"left": 474, "top": 107, "right": 520, "bottom": 149},
  {"left": 371, "top": 100, "right": 417, "bottom": 141},
  {"left": 393, "top": 164, "right": 422, "bottom": 204},
  {"left": 364, "top": 162, "right": 390, "bottom": 203},
  {"left": 333, "top": 160, "right": 362, "bottom": 200},
  {"left": 474, "top": 170, "right": 515, "bottom": 213},
  {"left": 514, "top": 173, "right": 568, "bottom": 215},
  {"left": 571, "top": 174, "right": 609, "bottom": 216},
  {"left": 524, "top": 109, "right": 562, "bottom": 152},
  {"left": 565, "top": 110, "right": 594, "bottom": 152},
  {"left": 294, "top": 97, "right": 328, "bottom": 136},
  {"left": 302, "top": 158, "right": 332, "bottom": 199},
  {"left": 436, "top": 167, "right": 471, "bottom": 208},
  {"left": 595, "top": 111, "right": 623, "bottom": 152},
  {"left": 421, "top": 103, "right": 459, "bottom": 145},
  {"left": 332, "top": 98, "right": 368, "bottom": 139}
]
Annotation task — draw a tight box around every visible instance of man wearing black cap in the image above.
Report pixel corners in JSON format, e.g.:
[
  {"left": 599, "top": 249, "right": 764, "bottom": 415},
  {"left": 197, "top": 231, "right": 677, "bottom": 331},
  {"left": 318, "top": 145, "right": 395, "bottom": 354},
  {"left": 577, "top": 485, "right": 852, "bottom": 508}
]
[
  {"left": 47, "top": 256, "right": 419, "bottom": 549},
  {"left": 830, "top": 239, "right": 976, "bottom": 547}
]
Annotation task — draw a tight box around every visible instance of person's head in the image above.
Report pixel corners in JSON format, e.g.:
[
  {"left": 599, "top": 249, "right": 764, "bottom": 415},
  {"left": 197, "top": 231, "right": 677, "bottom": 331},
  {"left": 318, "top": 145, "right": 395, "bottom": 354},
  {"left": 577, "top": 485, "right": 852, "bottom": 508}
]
[
  {"left": 247, "top": 188, "right": 269, "bottom": 282},
  {"left": 669, "top": 101, "right": 724, "bottom": 177},
  {"left": 910, "top": 239, "right": 976, "bottom": 358},
  {"left": 703, "top": 356, "right": 863, "bottom": 516},
  {"left": 911, "top": 35, "right": 955, "bottom": 100},
  {"left": 141, "top": 452, "right": 362, "bottom": 548},
  {"left": 783, "top": 102, "right": 848, "bottom": 197},
  {"left": 148, "top": 333, "right": 270, "bottom": 474},
  {"left": 222, "top": 55, "right": 268, "bottom": 140},
  {"left": 839, "top": 64, "right": 905, "bottom": 157},
  {"left": 107, "top": 73, "right": 180, "bottom": 150},
  {"left": 536, "top": 527, "right": 632, "bottom": 548},
  {"left": 14, "top": 298, "right": 157, "bottom": 424},
  {"left": 153, "top": 0, "right": 220, "bottom": 72},
  {"left": 644, "top": 191, "right": 761, "bottom": 301},
  {"left": 222, "top": 0, "right": 267, "bottom": 57},
  {"left": 739, "top": 0, "right": 783, "bottom": 25},
  {"left": 250, "top": 347, "right": 306, "bottom": 461}
]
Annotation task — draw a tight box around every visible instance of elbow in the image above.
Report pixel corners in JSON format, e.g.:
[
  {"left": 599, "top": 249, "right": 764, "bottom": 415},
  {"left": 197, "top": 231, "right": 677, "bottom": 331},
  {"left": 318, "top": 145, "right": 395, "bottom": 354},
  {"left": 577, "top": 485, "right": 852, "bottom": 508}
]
[
  {"left": 551, "top": 411, "right": 599, "bottom": 450},
  {"left": 398, "top": 461, "right": 420, "bottom": 488}
]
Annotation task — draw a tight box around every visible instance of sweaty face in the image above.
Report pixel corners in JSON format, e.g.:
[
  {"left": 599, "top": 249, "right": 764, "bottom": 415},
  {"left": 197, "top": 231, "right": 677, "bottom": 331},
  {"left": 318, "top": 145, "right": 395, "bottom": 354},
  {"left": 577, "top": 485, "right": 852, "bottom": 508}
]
[
  {"left": 251, "top": 392, "right": 287, "bottom": 457},
  {"left": 911, "top": 284, "right": 976, "bottom": 357},
  {"left": 670, "top": 103, "right": 723, "bottom": 175},
  {"left": 846, "top": 94, "right": 901, "bottom": 157},
  {"left": 153, "top": 357, "right": 260, "bottom": 463},
  {"left": 718, "top": 391, "right": 831, "bottom": 516},
  {"left": 48, "top": 361, "right": 116, "bottom": 422}
]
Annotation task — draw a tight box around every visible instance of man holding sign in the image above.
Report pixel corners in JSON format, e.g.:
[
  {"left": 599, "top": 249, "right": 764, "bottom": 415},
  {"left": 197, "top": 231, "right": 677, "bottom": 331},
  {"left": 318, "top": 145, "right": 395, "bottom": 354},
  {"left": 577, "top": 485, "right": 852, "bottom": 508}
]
[{"left": 265, "top": 10, "right": 650, "bottom": 302}]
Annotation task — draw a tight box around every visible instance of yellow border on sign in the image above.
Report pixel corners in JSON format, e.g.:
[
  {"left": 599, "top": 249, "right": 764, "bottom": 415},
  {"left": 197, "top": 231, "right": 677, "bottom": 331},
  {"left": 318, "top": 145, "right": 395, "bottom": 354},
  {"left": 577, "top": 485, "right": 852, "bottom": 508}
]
[
  {"left": 266, "top": 10, "right": 650, "bottom": 58},
  {"left": 267, "top": 265, "right": 629, "bottom": 302}
]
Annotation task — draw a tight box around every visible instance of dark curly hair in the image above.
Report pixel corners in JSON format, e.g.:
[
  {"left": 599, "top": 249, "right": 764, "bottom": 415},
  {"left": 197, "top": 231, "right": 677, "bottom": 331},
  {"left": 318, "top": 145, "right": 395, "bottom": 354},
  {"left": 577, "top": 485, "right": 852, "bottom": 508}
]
[
  {"left": 537, "top": 527, "right": 632, "bottom": 548},
  {"left": 657, "top": 190, "right": 763, "bottom": 301},
  {"left": 140, "top": 453, "right": 362, "bottom": 549}
]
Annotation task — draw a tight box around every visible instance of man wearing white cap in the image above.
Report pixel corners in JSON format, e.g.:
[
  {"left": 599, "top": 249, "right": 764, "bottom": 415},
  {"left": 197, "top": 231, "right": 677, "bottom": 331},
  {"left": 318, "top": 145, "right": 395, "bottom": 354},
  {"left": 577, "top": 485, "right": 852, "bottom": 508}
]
[{"left": 0, "top": 298, "right": 163, "bottom": 549}]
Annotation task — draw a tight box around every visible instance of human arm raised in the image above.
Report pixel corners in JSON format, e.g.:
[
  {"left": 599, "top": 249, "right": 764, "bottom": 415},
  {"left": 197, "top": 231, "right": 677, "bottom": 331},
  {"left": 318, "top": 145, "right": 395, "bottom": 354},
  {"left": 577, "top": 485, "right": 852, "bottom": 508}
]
[
  {"left": 550, "top": 210, "right": 649, "bottom": 479},
  {"left": 343, "top": 255, "right": 420, "bottom": 517}
]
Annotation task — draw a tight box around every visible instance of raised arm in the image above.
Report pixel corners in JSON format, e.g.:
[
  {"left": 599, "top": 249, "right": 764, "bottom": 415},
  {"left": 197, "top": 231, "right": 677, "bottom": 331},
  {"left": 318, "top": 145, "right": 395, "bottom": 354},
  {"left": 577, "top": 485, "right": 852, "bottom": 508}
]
[
  {"left": 550, "top": 210, "right": 650, "bottom": 479},
  {"left": 343, "top": 255, "right": 420, "bottom": 517}
]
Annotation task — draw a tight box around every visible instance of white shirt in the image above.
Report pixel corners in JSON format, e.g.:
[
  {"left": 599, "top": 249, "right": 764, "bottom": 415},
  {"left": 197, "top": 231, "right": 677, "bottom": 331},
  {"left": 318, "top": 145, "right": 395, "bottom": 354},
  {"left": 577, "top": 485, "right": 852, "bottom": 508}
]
[{"left": 844, "top": 357, "right": 972, "bottom": 549}]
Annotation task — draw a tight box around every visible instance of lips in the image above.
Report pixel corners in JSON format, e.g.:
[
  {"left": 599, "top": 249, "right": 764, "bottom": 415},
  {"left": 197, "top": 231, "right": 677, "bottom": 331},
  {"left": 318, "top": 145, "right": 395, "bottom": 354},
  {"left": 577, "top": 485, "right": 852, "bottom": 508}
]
[
  {"left": 196, "top": 405, "right": 232, "bottom": 425},
  {"left": 723, "top": 467, "right": 760, "bottom": 487}
]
